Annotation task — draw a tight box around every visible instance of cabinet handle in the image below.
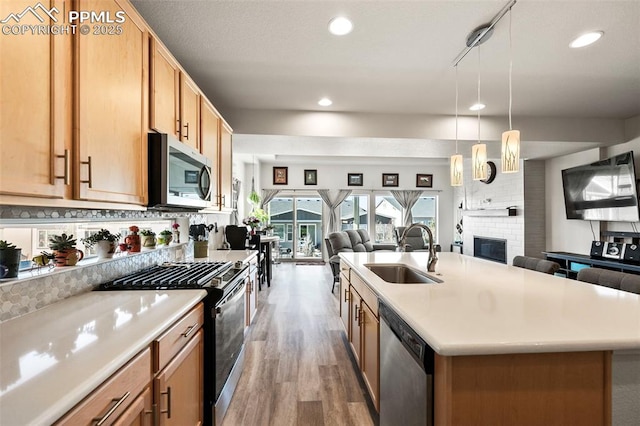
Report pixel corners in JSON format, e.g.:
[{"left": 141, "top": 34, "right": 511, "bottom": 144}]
[
  {"left": 176, "top": 119, "right": 181, "bottom": 135},
  {"left": 359, "top": 308, "right": 364, "bottom": 325},
  {"left": 92, "top": 391, "right": 130, "bottom": 426},
  {"left": 55, "top": 149, "right": 70, "bottom": 185},
  {"left": 183, "top": 122, "right": 190, "bottom": 140},
  {"left": 181, "top": 323, "right": 198, "bottom": 338},
  {"left": 80, "top": 156, "right": 92, "bottom": 188},
  {"left": 344, "top": 288, "right": 349, "bottom": 303},
  {"left": 160, "top": 387, "right": 172, "bottom": 419},
  {"left": 354, "top": 304, "right": 360, "bottom": 322}
]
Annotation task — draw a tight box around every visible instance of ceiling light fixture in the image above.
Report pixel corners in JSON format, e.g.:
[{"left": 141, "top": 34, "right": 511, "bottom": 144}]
[
  {"left": 472, "top": 46, "right": 487, "bottom": 181},
  {"left": 570, "top": 31, "right": 603, "bottom": 48},
  {"left": 451, "top": 65, "right": 463, "bottom": 187},
  {"left": 469, "top": 103, "right": 486, "bottom": 111},
  {"left": 318, "top": 98, "right": 333, "bottom": 107},
  {"left": 328, "top": 16, "right": 353, "bottom": 36},
  {"left": 501, "top": 8, "right": 520, "bottom": 173}
]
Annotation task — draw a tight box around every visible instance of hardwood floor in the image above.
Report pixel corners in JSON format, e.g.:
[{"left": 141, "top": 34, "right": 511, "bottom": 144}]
[{"left": 222, "top": 262, "right": 377, "bottom": 426}]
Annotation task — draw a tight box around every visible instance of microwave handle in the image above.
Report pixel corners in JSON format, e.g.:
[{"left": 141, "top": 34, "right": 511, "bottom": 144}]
[{"left": 198, "top": 166, "right": 212, "bottom": 201}]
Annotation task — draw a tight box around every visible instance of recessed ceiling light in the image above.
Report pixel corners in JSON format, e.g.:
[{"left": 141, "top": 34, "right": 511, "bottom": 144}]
[
  {"left": 469, "top": 103, "right": 485, "bottom": 111},
  {"left": 328, "top": 16, "right": 353, "bottom": 36},
  {"left": 318, "top": 98, "right": 333, "bottom": 107},
  {"left": 570, "top": 31, "right": 604, "bottom": 48}
]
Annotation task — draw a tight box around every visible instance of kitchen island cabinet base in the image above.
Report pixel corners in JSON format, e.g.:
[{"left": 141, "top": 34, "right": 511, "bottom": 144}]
[{"left": 434, "top": 350, "right": 611, "bottom": 426}]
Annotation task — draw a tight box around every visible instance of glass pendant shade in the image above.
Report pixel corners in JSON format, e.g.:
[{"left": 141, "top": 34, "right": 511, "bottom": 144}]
[
  {"left": 472, "top": 143, "right": 487, "bottom": 180},
  {"left": 501, "top": 129, "right": 520, "bottom": 173},
  {"left": 450, "top": 154, "right": 463, "bottom": 186}
]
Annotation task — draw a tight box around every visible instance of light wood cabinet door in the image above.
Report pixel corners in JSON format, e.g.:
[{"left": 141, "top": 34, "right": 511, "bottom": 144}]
[
  {"left": 200, "top": 98, "right": 220, "bottom": 208},
  {"left": 245, "top": 269, "right": 257, "bottom": 327},
  {"left": 339, "top": 272, "right": 350, "bottom": 334},
  {"left": 150, "top": 37, "right": 179, "bottom": 138},
  {"left": 75, "top": 0, "right": 148, "bottom": 204},
  {"left": 0, "top": 0, "right": 71, "bottom": 199},
  {"left": 113, "top": 386, "right": 152, "bottom": 426},
  {"left": 219, "top": 123, "right": 233, "bottom": 209},
  {"left": 361, "top": 302, "right": 380, "bottom": 412},
  {"left": 179, "top": 73, "right": 200, "bottom": 150},
  {"left": 155, "top": 329, "right": 204, "bottom": 426},
  {"left": 349, "top": 286, "right": 361, "bottom": 365}
]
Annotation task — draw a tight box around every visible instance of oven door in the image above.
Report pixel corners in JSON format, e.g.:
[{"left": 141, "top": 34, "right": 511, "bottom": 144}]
[
  {"left": 148, "top": 132, "right": 212, "bottom": 209},
  {"left": 214, "top": 278, "right": 246, "bottom": 401}
]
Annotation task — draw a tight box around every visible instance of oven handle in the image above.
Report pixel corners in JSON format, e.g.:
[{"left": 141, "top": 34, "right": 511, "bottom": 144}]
[{"left": 216, "top": 278, "right": 246, "bottom": 309}]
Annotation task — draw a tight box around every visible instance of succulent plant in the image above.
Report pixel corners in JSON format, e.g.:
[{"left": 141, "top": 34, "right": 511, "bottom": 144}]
[
  {"left": 159, "top": 229, "right": 173, "bottom": 236},
  {"left": 0, "top": 240, "right": 18, "bottom": 250},
  {"left": 49, "top": 233, "right": 77, "bottom": 251},
  {"left": 140, "top": 229, "right": 156, "bottom": 236},
  {"left": 81, "top": 229, "right": 121, "bottom": 248}
]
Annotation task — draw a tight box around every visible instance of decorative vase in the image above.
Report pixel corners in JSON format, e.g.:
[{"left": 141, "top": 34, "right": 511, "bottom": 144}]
[
  {"left": 0, "top": 248, "right": 22, "bottom": 278},
  {"left": 173, "top": 230, "right": 180, "bottom": 244},
  {"left": 194, "top": 240, "right": 208, "bottom": 258},
  {"left": 125, "top": 233, "right": 141, "bottom": 252},
  {"left": 141, "top": 235, "right": 157, "bottom": 249},
  {"left": 96, "top": 240, "right": 116, "bottom": 259},
  {"left": 53, "top": 248, "right": 84, "bottom": 267}
]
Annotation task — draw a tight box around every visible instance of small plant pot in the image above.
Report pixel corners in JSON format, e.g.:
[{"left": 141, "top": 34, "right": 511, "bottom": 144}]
[
  {"left": 125, "top": 234, "right": 141, "bottom": 252},
  {"left": 0, "top": 248, "right": 22, "bottom": 278},
  {"left": 96, "top": 240, "right": 117, "bottom": 259},
  {"left": 158, "top": 234, "right": 173, "bottom": 246},
  {"left": 194, "top": 241, "right": 208, "bottom": 258},
  {"left": 53, "top": 248, "right": 84, "bottom": 267},
  {"left": 141, "top": 235, "right": 157, "bottom": 249}
]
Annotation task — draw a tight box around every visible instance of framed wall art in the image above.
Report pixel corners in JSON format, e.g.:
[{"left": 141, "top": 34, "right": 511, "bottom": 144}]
[
  {"left": 273, "top": 166, "right": 288, "bottom": 185},
  {"left": 304, "top": 169, "right": 317, "bottom": 185},
  {"left": 382, "top": 173, "right": 399, "bottom": 187},
  {"left": 416, "top": 174, "right": 433, "bottom": 188},
  {"left": 347, "top": 173, "right": 363, "bottom": 186}
]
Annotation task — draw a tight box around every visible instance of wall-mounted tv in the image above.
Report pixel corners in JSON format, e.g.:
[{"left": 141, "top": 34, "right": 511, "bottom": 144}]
[{"left": 562, "top": 151, "right": 640, "bottom": 222}]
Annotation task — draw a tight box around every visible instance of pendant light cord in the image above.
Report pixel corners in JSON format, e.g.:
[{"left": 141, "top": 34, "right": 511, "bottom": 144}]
[
  {"left": 477, "top": 46, "right": 481, "bottom": 143},
  {"left": 455, "top": 65, "right": 459, "bottom": 153},
  {"left": 508, "top": 9, "right": 513, "bottom": 131}
]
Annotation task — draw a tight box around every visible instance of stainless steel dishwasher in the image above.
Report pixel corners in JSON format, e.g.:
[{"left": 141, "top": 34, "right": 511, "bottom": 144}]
[{"left": 379, "top": 301, "right": 434, "bottom": 426}]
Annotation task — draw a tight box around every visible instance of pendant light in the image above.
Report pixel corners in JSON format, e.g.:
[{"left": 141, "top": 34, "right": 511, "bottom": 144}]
[
  {"left": 501, "top": 8, "right": 520, "bottom": 173},
  {"left": 472, "top": 46, "right": 487, "bottom": 180},
  {"left": 450, "top": 65, "right": 463, "bottom": 186}
]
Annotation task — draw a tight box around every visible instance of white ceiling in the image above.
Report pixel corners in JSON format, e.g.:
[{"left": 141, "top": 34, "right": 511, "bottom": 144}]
[{"left": 131, "top": 0, "right": 640, "bottom": 164}]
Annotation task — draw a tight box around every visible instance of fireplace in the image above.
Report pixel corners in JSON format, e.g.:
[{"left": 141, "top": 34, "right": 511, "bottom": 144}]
[{"left": 474, "top": 236, "right": 507, "bottom": 264}]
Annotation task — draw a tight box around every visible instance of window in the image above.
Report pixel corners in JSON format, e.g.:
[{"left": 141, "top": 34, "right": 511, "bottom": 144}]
[
  {"left": 340, "top": 195, "right": 369, "bottom": 231},
  {"left": 374, "top": 195, "right": 401, "bottom": 243},
  {"left": 411, "top": 196, "right": 438, "bottom": 242}
]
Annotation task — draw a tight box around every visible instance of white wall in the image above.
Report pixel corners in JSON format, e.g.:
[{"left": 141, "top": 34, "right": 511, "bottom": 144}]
[{"left": 255, "top": 161, "right": 454, "bottom": 250}]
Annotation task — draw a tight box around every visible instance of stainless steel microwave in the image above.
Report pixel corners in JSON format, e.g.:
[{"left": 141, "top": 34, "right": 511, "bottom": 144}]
[{"left": 148, "top": 133, "right": 212, "bottom": 210}]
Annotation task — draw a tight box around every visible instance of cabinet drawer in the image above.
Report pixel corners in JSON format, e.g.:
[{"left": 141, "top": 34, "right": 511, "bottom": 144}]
[
  {"left": 154, "top": 303, "right": 203, "bottom": 373},
  {"left": 56, "top": 348, "right": 151, "bottom": 426},
  {"left": 350, "top": 273, "right": 378, "bottom": 317}
]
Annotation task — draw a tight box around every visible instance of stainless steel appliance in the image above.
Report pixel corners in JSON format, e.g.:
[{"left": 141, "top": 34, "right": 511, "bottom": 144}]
[
  {"left": 379, "top": 301, "right": 434, "bottom": 426},
  {"left": 98, "top": 261, "right": 247, "bottom": 426},
  {"left": 148, "top": 132, "right": 212, "bottom": 210}
]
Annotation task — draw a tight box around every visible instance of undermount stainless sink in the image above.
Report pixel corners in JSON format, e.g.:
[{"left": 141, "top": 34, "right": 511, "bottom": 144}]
[{"left": 365, "top": 263, "right": 442, "bottom": 284}]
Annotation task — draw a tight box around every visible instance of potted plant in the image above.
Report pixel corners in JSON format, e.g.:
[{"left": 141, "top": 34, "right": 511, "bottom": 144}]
[
  {"left": 158, "top": 229, "right": 173, "bottom": 246},
  {"left": 49, "top": 233, "right": 84, "bottom": 267},
  {"left": 0, "top": 240, "right": 22, "bottom": 278},
  {"left": 140, "top": 229, "right": 156, "bottom": 249},
  {"left": 124, "top": 226, "right": 141, "bottom": 252},
  {"left": 81, "top": 229, "right": 121, "bottom": 259}
]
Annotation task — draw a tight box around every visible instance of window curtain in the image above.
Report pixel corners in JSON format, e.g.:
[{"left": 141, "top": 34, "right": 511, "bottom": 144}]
[
  {"left": 318, "top": 189, "right": 352, "bottom": 235},
  {"left": 390, "top": 190, "right": 423, "bottom": 226},
  {"left": 231, "top": 178, "right": 241, "bottom": 225},
  {"left": 259, "top": 189, "right": 280, "bottom": 210}
]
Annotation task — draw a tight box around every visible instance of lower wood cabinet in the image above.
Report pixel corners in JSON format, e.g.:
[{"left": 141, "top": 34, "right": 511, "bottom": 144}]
[
  {"left": 339, "top": 263, "right": 380, "bottom": 412},
  {"left": 56, "top": 303, "right": 204, "bottom": 426},
  {"left": 246, "top": 261, "right": 258, "bottom": 328}
]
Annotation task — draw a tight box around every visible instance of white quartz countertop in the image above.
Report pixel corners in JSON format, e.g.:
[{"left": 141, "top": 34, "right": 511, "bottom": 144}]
[
  {"left": 340, "top": 252, "right": 640, "bottom": 356},
  {"left": 0, "top": 290, "right": 206, "bottom": 426},
  {"left": 195, "top": 248, "right": 258, "bottom": 263}
]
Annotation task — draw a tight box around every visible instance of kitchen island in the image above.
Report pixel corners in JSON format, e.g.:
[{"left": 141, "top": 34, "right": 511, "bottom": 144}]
[{"left": 339, "top": 251, "right": 640, "bottom": 425}]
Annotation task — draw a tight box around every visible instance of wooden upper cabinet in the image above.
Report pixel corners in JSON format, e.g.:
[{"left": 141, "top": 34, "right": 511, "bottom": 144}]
[
  {"left": 219, "top": 122, "right": 233, "bottom": 209},
  {"left": 200, "top": 98, "right": 220, "bottom": 208},
  {"left": 75, "top": 0, "right": 148, "bottom": 204},
  {"left": 150, "top": 37, "right": 179, "bottom": 138},
  {"left": 179, "top": 73, "right": 200, "bottom": 150},
  {"left": 0, "top": 0, "right": 71, "bottom": 199}
]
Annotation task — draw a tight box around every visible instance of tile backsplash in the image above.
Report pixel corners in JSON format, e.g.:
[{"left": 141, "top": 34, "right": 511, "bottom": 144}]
[{"left": 0, "top": 243, "right": 192, "bottom": 323}]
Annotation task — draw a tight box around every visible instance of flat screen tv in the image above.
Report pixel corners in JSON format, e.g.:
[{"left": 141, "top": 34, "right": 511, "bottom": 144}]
[{"left": 562, "top": 151, "right": 640, "bottom": 222}]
